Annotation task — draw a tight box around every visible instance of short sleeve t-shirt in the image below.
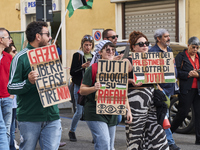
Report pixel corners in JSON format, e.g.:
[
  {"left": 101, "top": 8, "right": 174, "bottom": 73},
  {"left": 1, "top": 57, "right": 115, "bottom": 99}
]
[{"left": 82, "top": 66, "right": 117, "bottom": 127}]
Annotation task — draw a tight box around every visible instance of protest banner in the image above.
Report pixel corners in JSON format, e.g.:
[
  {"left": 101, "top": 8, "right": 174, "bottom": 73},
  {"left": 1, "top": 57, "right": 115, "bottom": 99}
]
[
  {"left": 96, "top": 59, "right": 128, "bottom": 115},
  {"left": 132, "top": 52, "right": 176, "bottom": 84},
  {"left": 27, "top": 44, "right": 71, "bottom": 107}
]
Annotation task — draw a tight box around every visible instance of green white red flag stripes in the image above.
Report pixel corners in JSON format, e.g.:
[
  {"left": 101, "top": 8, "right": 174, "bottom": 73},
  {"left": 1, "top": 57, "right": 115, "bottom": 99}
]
[{"left": 67, "top": 0, "right": 93, "bottom": 17}]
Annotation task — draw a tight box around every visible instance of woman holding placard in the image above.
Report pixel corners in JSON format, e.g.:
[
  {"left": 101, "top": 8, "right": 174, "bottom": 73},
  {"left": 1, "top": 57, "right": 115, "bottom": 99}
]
[
  {"left": 126, "top": 31, "right": 169, "bottom": 150},
  {"left": 68, "top": 35, "right": 94, "bottom": 142},
  {"left": 80, "top": 40, "right": 132, "bottom": 150}
]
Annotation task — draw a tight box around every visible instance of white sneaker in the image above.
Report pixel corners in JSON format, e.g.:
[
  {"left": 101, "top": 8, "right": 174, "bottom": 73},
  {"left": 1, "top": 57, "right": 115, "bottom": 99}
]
[{"left": 14, "top": 140, "right": 19, "bottom": 150}]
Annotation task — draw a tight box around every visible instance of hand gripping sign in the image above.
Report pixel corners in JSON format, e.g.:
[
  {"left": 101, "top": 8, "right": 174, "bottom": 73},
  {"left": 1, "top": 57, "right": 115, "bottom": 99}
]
[
  {"left": 132, "top": 52, "right": 176, "bottom": 84},
  {"left": 96, "top": 60, "right": 128, "bottom": 115},
  {"left": 27, "top": 44, "right": 71, "bottom": 107}
]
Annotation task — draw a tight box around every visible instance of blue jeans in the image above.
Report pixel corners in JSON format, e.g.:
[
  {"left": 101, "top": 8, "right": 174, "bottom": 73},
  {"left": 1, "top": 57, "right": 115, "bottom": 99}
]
[
  {"left": 117, "top": 115, "right": 122, "bottom": 125},
  {"left": 0, "top": 97, "right": 13, "bottom": 143},
  {"left": 10, "top": 108, "right": 16, "bottom": 150},
  {"left": 0, "top": 99, "right": 9, "bottom": 150},
  {"left": 18, "top": 119, "right": 62, "bottom": 150},
  {"left": 70, "top": 84, "right": 83, "bottom": 132},
  {"left": 86, "top": 121, "right": 116, "bottom": 150}
]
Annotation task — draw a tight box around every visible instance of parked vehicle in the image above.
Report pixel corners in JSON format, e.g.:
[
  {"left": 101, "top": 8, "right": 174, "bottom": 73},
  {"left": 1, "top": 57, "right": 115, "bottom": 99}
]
[{"left": 169, "top": 95, "right": 195, "bottom": 134}]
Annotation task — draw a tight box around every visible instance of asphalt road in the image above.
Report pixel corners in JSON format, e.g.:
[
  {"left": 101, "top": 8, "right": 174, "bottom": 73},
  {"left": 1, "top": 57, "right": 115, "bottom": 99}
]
[{"left": 14, "top": 109, "right": 200, "bottom": 150}]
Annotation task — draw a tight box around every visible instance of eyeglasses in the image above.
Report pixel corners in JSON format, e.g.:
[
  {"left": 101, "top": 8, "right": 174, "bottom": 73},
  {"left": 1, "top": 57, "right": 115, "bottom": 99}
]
[
  {"left": 105, "top": 48, "right": 115, "bottom": 53},
  {"left": 192, "top": 46, "right": 199, "bottom": 49},
  {"left": 39, "top": 32, "right": 50, "bottom": 37},
  {"left": 1, "top": 36, "right": 12, "bottom": 40},
  {"left": 106, "top": 35, "right": 118, "bottom": 39},
  {"left": 83, "top": 35, "right": 93, "bottom": 41},
  {"left": 135, "top": 41, "right": 150, "bottom": 47},
  {"left": 12, "top": 50, "right": 17, "bottom": 53}
]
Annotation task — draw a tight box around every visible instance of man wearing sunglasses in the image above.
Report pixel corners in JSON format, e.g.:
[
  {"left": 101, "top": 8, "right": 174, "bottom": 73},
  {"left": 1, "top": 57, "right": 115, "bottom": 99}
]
[
  {"left": 149, "top": 28, "right": 181, "bottom": 150},
  {"left": 0, "top": 28, "right": 12, "bottom": 150},
  {"left": 103, "top": 29, "right": 119, "bottom": 56},
  {"left": 8, "top": 21, "right": 62, "bottom": 150}
]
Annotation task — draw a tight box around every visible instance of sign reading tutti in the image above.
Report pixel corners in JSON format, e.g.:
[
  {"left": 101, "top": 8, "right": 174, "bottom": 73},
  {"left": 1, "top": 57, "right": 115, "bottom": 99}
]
[
  {"left": 96, "top": 60, "right": 128, "bottom": 115},
  {"left": 27, "top": 44, "right": 71, "bottom": 107},
  {"left": 132, "top": 52, "right": 176, "bottom": 84}
]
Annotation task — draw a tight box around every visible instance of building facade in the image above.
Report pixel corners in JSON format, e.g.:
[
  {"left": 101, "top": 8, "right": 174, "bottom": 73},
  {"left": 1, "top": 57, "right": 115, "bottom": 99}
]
[{"left": 1, "top": 0, "right": 200, "bottom": 108}]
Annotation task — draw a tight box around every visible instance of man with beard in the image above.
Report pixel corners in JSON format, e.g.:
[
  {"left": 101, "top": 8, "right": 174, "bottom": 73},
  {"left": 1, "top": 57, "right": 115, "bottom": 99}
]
[
  {"left": 149, "top": 28, "right": 181, "bottom": 150},
  {"left": 8, "top": 21, "right": 61, "bottom": 150}
]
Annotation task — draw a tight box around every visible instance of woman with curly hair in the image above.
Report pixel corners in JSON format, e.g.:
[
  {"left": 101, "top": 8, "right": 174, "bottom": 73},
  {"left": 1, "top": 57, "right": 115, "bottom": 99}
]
[{"left": 125, "top": 31, "right": 169, "bottom": 150}]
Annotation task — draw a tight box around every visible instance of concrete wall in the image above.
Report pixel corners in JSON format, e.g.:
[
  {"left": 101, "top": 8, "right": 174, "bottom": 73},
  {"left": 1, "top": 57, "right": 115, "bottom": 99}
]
[
  {"left": 0, "top": 0, "right": 21, "bottom": 31},
  {"left": 64, "top": 0, "right": 116, "bottom": 79}
]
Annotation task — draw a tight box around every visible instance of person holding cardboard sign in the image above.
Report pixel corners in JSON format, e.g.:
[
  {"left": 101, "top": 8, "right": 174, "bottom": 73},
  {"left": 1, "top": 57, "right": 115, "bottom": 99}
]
[
  {"left": 126, "top": 31, "right": 169, "bottom": 150},
  {"left": 8, "top": 21, "right": 61, "bottom": 150},
  {"left": 80, "top": 40, "right": 132, "bottom": 150},
  {"left": 68, "top": 35, "right": 94, "bottom": 142}
]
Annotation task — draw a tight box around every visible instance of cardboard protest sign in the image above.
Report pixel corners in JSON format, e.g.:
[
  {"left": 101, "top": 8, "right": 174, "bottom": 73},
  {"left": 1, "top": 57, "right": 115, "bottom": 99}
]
[
  {"left": 27, "top": 44, "right": 71, "bottom": 107},
  {"left": 132, "top": 52, "right": 176, "bottom": 84},
  {"left": 96, "top": 60, "right": 128, "bottom": 115}
]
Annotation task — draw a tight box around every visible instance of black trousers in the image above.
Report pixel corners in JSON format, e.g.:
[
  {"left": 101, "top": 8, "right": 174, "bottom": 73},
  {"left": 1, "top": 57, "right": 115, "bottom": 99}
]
[{"left": 170, "top": 88, "right": 200, "bottom": 142}]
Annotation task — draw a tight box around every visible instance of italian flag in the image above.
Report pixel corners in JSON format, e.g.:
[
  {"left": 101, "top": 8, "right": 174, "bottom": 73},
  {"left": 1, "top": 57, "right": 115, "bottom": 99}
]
[{"left": 67, "top": 0, "right": 93, "bottom": 17}]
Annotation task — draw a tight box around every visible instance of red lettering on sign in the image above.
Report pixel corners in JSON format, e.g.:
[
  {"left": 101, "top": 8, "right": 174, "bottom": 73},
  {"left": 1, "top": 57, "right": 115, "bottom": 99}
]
[
  {"left": 57, "top": 86, "right": 70, "bottom": 100},
  {"left": 27, "top": 45, "right": 59, "bottom": 64},
  {"left": 145, "top": 73, "right": 165, "bottom": 83}
]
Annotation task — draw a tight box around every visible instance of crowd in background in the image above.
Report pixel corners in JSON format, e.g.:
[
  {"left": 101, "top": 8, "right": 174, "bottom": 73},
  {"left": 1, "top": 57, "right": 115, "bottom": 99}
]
[{"left": 1, "top": 21, "right": 200, "bottom": 150}]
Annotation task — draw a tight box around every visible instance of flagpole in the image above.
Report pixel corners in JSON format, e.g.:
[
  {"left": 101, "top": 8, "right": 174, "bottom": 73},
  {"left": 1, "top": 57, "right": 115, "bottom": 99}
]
[{"left": 53, "top": 9, "right": 68, "bottom": 44}]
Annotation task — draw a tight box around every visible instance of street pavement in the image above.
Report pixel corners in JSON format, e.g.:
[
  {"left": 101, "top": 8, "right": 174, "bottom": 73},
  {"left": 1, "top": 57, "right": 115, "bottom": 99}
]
[{"left": 15, "top": 109, "right": 200, "bottom": 150}]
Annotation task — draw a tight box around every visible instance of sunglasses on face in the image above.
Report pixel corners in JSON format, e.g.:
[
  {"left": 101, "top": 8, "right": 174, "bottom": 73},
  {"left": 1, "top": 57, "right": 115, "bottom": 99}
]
[
  {"left": 134, "top": 41, "right": 150, "bottom": 47},
  {"left": 39, "top": 32, "right": 50, "bottom": 37},
  {"left": 107, "top": 35, "right": 118, "bottom": 39},
  {"left": 12, "top": 50, "right": 17, "bottom": 53},
  {"left": 105, "top": 48, "right": 115, "bottom": 53},
  {"left": 83, "top": 35, "right": 93, "bottom": 41}
]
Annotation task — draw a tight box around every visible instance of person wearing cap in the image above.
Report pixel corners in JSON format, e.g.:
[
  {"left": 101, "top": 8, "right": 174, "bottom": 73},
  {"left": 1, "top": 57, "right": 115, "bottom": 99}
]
[
  {"left": 80, "top": 40, "right": 132, "bottom": 150},
  {"left": 68, "top": 35, "right": 94, "bottom": 142},
  {"left": 171, "top": 36, "right": 200, "bottom": 145}
]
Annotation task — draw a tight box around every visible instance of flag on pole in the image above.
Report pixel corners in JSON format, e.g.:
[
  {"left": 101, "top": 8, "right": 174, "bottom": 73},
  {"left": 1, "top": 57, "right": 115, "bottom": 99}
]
[{"left": 67, "top": 0, "right": 93, "bottom": 17}]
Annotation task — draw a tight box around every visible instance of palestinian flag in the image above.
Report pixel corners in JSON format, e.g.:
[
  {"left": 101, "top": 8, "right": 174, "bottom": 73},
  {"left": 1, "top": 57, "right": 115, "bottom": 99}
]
[
  {"left": 164, "top": 73, "right": 176, "bottom": 83},
  {"left": 100, "top": 82, "right": 106, "bottom": 89},
  {"left": 67, "top": 0, "right": 93, "bottom": 17},
  {"left": 116, "top": 83, "right": 126, "bottom": 90}
]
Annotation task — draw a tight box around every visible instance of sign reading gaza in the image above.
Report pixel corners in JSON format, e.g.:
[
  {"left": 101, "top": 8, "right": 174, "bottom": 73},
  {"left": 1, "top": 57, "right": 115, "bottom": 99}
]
[
  {"left": 27, "top": 44, "right": 71, "bottom": 107},
  {"left": 132, "top": 52, "right": 176, "bottom": 84},
  {"left": 96, "top": 60, "right": 128, "bottom": 115}
]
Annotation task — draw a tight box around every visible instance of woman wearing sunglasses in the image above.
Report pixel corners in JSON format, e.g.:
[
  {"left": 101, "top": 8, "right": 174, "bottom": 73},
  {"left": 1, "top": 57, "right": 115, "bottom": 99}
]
[
  {"left": 170, "top": 37, "right": 200, "bottom": 145},
  {"left": 126, "top": 31, "right": 169, "bottom": 150},
  {"left": 69, "top": 35, "right": 94, "bottom": 142},
  {"left": 80, "top": 40, "right": 132, "bottom": 150}
]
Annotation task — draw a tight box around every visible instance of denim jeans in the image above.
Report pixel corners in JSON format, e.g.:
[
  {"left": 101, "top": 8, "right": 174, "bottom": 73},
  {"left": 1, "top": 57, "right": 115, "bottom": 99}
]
[
  {"left": 70, "top": 84, "right": 83, "bottom": 132},
  {"left": 0, "top": 100, "right": 9, "bottom": 150},
  {"left": 10, "top": 108, "right": 16, "bottom": 150},
  {"left": 86, "top": 121, "right": 116, "bottom": 150},
  {"left": 18, "top": 119, "right": 62, "bottom": 150},
  {"left": 0, "top": 97, "right": 13, "bottom": 143}
]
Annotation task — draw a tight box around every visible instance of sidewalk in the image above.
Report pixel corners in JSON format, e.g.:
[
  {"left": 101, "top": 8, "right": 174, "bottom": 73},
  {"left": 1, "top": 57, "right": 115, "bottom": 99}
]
[{"left": 14, "top": 109, "right": 199, "bottom": 150}]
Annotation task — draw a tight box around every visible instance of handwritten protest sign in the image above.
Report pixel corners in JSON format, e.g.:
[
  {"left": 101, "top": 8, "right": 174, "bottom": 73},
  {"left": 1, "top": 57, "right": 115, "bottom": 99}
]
[
  {"left": 27, "top": 44, "right": 71, "bottom": 107},
  {"left": 96, "top": 60, "right": 128, "bottom": 115},
  {"left": 132, "top": 52, "right": 175, "bottom": 84}
]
